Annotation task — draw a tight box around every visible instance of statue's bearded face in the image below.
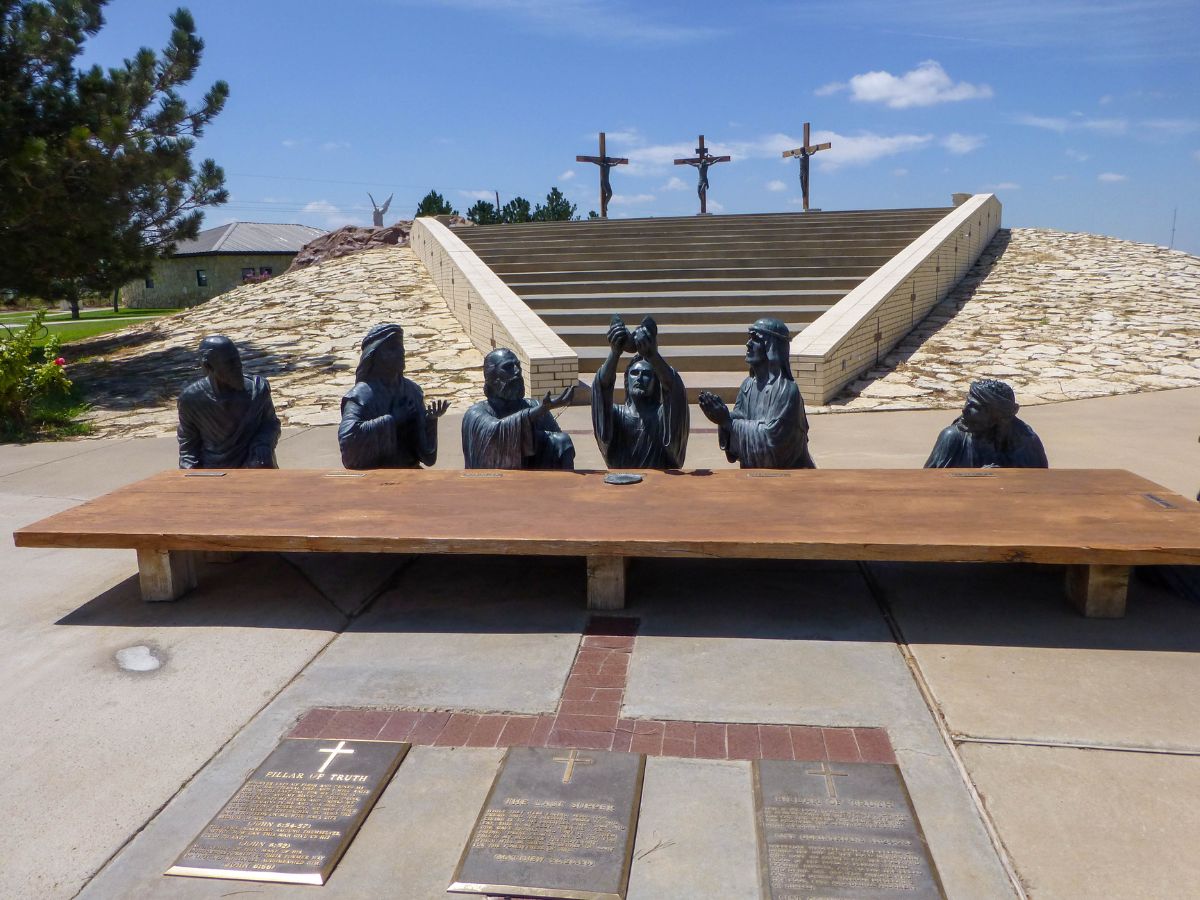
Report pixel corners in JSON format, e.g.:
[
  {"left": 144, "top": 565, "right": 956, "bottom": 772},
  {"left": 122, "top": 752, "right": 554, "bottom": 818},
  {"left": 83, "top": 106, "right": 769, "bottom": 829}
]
[
  {"left": 370, "top": 334, "right": 406, "bottom": 379},
  {"left": 204, "top": 346, "right": 244, "bottom": 391},
  {"left": 746, "top": 328, "right": 769, "bottom": 366},
  {"left": 486, "top": 353, "right": 525, "bottom": 402},
  {"left": 961, "top": 397, "right": 997, "bottom": 434},
  {"left": 626, "top": 360, "right": 656, "bottom": 400}
]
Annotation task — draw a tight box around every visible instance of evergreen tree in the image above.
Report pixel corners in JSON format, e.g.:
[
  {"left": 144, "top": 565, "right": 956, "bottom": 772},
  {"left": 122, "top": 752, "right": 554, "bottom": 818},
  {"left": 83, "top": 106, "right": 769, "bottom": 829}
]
[
  {"left": 500, "top": 196, "right": 532, "bottom": 224},
  {"left": 415, "top": 190, "right": 458, "bottom": 217},
  {"left": 0, "top": 2, "right": 229, "bottom": 317},
  {"left": 466, "top": 200, "right": 501, "bottom": 225},
  {"left": 532, "top": 186, "right": 577, "bottom": 222}
]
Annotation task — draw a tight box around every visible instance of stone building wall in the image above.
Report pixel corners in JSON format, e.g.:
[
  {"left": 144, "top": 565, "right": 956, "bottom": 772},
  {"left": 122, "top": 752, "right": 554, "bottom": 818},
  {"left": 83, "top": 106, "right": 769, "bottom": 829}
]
[{"left": 123, "top": 253, "right": 297, "bottom": 308}]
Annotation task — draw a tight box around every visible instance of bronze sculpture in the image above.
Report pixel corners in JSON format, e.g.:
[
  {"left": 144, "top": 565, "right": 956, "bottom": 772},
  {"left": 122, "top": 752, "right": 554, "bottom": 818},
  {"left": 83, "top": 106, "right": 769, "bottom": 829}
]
[
  {"left": 592, "top": 315, "right": 689, "bottom": 469},
  {"left": 177, "top": 336, "right": 281, "bottom": 469},
  {"left": 462, "top": 349, "right": 575, "bottom": 469},
  {"left": 698, "top": 318, "right": 815, "bottom": 468},
  {"left": 338, "top": 323, "right": 449, "bottom": 469},
  {"left": 925, "top": 379, "right": 1048, "bottom": 468}
]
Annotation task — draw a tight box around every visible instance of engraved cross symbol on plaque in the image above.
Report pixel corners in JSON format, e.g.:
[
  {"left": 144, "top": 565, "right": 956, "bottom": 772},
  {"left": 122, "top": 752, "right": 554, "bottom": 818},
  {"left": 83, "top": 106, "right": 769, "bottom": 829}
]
[
  {"left": 805, "top": 761, "right": 849, "bottom": 799},
  {"left": 782, "top": 122, "right": 833, "bottom": 212},
  {"left": 317, "top": 740, "right": 355, "bottom": 773},
  {"left": 552, "top": 748, "right": 595, "bottom": 784}
]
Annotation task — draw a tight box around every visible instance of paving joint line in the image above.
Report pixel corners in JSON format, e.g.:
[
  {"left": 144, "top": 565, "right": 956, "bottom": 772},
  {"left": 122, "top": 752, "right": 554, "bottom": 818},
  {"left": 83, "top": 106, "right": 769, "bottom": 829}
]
[{"left": 953, "top": 735, "right": 1200, "bottom": 757}]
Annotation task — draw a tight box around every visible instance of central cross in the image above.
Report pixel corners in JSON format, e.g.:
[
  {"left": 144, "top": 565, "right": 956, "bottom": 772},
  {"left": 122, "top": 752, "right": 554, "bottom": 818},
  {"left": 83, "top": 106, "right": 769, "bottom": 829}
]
[
  {"left": 576, "top": 132, "right": 629, "bottom": 219},
  {"left": 317, "top": 740, "right": 355, "bottom": 773},
  {"left": 553, "top": 748, "right": 595, "bottom": 784},
  {"left": 805, "top": 760, "right": 849, "bottom": 799},
  {"left": 782, "top": 122, "right": 832, "bottom": 212},
  {"left": 674, "top": 135, "right": 731, "bottom": 215}
]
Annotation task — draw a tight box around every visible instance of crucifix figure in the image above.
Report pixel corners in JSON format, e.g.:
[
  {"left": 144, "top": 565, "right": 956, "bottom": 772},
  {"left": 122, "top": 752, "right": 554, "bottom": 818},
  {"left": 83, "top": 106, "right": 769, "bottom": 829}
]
[
  {"left": 675, "top": 135, "right": 731, "bottom": 215},
  {"left": 782, "top": 123, "right": 832, "bottom": 212},
  {"left": 553, "top": 748, "right": 595, "bottom": 784},
  {"left": 368, "top": 192, "right": 393, "bottom": 227},
  {"left": 317, "top": 740, "right": 355, "bottom": 774},
  {"left": 576, "top": 132, "right": 629, "bottom": 219},
  {"left": 805, "top": 761, "right": 849, "bottom": 799}
]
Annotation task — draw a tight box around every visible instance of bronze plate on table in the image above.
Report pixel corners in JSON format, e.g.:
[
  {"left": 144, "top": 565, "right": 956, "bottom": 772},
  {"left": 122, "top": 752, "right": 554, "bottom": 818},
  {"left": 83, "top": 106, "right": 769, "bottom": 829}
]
[
  {"left": 449, "top": 746, "right": 646, "bottom": 900},
  {"left": 753, "top": 759, "right": 945, "bottom": 899},
  {"left": 167, "top": 737, "right": 409, "bottom": 885}
]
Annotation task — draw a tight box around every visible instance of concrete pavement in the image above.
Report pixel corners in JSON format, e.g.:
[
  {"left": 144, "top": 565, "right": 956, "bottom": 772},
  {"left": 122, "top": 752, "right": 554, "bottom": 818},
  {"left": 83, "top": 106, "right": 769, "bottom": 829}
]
[{"left": 2, "top": 388, "right": 1199, "bottom": 899}]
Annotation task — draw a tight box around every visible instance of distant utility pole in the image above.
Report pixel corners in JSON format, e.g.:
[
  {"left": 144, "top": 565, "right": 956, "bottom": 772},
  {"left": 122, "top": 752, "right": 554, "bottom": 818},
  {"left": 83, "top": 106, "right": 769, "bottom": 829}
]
[
  {"left": 495, "top": 190, "right": 501, "bottom": 211},
  {"left": 1170, "top": 207, "right": 1177, "bottom": 249}
]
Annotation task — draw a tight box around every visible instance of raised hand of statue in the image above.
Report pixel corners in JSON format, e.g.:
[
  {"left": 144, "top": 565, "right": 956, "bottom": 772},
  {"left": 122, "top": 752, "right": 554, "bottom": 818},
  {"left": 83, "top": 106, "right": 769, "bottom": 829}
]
[
  {"left": 607, "top": 317, "right": 631, "bottom": 354},
  {"left": 632, "top": 323, "right": 658, "bottom": 360},
  {"left": 426, "top": 400, "right": 450, "bottom": 419},
  {"left": 537, "top": 384, "right": 575, "bottom": 414},
  {"left": 697, "top": 390, "right": 732, "bottom": 427}
]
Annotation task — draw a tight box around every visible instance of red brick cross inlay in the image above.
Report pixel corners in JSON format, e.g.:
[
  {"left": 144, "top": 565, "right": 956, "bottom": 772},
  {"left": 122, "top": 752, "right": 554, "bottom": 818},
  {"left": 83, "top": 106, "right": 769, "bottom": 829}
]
[{"left": 290, "top": 616, "right": 896, "bottom": 764}]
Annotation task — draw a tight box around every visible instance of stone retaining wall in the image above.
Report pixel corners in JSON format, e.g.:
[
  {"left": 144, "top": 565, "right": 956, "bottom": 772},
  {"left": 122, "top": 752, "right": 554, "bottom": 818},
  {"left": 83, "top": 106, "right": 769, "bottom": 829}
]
[
  {"left": 410, "top": 217, "right": 577, "bottom": 395},
  {"left": 791, "top": 194, "right": 1002, "bottom": 404}
]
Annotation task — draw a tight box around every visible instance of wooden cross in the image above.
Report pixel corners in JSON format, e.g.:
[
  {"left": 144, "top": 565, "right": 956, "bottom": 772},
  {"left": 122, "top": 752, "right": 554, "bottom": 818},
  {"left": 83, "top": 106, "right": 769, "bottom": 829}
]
[
  {"left": 576, "top": 132, "right": 629, "bottom": 219},
  {"left": 782, "top": 122, "right": 832, "bottom": 212},
  {"left": 552, "top": 748, "right": 595, "bottom": 784},
  {"left": 674, "top": 135, "right": 731, "bottom": 215},
  {"left": 317, "top": 740, "right": 355, "bottom": 773},
  {"left": 805, "top": 761, "right": 849, "bottom": 799}
]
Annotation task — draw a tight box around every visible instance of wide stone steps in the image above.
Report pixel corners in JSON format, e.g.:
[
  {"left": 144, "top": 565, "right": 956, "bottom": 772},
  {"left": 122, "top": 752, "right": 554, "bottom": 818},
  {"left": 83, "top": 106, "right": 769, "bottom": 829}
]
[
  {"left": 507, "top": 276, "right": 862, "bottom": 294},
  {"left": 557, "top": 323, "right": 783, "bottom": 347},
  {"left": 536, "top": 304, "right": 830, "bottom": 327},
  {"left": 487, "top": 257, "right": 893, "bottom": 274},
  {"left": 576, "top": 343, "right": 760, "bottom": 374},
  {"left": 522, "top": 289, "right": 846, "bottom": 307}
]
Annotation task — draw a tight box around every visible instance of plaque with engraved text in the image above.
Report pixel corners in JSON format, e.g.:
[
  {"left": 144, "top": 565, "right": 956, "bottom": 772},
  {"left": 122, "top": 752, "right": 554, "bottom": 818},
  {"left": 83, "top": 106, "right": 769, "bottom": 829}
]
[
  {"left": 167, "top": 737, "right": 409, "bottom": 885},
  {"left": 449, "top": 747, "right": 646, "bottom": 900},
  {"left": 754, "top": 759, "right": 945, "bottom": 899}
]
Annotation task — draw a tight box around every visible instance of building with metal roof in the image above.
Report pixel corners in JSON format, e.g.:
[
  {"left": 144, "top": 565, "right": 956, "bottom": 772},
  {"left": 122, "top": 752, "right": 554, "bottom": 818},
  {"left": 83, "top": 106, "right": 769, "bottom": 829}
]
[{"left": 122, "top": 222, "right": 326, "bottom": 308}]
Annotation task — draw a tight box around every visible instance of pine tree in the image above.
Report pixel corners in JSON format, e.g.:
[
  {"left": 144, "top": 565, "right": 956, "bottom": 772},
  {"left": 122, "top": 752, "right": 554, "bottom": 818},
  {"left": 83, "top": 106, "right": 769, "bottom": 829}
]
[
  {"left": 532, "top": 187, "right": 577, "bottom": 222},
  {"left": 415, "top": 190, "right": 458, "bottom": 217},
  {"left": 466, "top": 200, "right": 501, "bottom": 225},
  {"left": 0, "top": 2, "right": 229, "bottom": 317},
  {"left": 500, "top": 197, "right": 532, "bottom": 224}
]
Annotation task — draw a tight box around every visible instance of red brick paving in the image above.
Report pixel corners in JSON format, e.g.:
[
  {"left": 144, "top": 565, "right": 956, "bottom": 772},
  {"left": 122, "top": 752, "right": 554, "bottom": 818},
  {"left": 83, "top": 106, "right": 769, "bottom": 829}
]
[{"left": 288, "top": 615, "right": 896, "bottom": 764}]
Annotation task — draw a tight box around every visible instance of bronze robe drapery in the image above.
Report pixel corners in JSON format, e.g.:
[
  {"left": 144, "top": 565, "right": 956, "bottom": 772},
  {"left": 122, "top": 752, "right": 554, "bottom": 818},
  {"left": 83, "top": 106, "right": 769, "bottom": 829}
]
[
  {"left": 338, "top": 377, "right": 437, "bottom": 469},
  {"left": 177, "top": 375, "right": 280, "bottom": 469},
  {"left": 461, "top": 398, "right": 574, "bottom": 470},
  {"left": 924, "top": 417, "right": 1048, "bottom": 469},
  {"left": 592, "top": 365, "right": 689, "bottom": 469},
  {"left": 719, "top": 374, "right": 815, "bottom": 469}
]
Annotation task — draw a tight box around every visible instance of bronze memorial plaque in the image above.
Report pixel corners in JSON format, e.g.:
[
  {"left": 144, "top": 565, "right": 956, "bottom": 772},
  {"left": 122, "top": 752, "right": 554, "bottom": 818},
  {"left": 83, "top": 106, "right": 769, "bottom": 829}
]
[
  {"left": 754, "top": 759, "right": 945, "bottom": 899},
  {"left": 449, "top": 746, "right": 646, "bottom": 900},
  {"left": 167, "top": 737, "right": 409, "bottom": 885}
]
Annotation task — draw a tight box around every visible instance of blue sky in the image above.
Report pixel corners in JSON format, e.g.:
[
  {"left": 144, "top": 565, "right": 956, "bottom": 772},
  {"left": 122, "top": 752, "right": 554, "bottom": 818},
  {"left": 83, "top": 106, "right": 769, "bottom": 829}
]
[{"left": 85, "top": 0, "right": 1200, "bottom": 252}]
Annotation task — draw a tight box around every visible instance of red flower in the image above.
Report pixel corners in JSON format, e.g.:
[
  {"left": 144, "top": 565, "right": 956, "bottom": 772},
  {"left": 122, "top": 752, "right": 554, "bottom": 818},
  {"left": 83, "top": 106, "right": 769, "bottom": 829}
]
[{"left": 53, "top": 357, "right": 66, "bottom": 366}]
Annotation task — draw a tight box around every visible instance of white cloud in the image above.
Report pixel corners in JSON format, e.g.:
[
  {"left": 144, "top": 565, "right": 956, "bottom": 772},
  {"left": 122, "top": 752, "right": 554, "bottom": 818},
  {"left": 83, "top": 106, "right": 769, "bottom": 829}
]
[
  {"left": 1098, "top": 172, "right": 1128, "bottom": 182},
  {"left": 942, "top": 132, "right": 985, "bottom": 154},
  {"left": 457, "top": 189, "right": 496, "bottom": 201},
  {"left": 661, "top": 176, "right": 688, "bottom": 191},
  {"left": 821, "top": 60, "right": 992, "bottom": 109},
  {"left": 1017, "top": 114, "right": 1127, "bottom": 134},
  {"left": 1142, "top": 118, "right": 1200, "bottom": 137},
  {"left": 766, "top": 179, "right": 787, "bottom": 192},
  {"left": 301, "top": 200, "right": 357, "bottom": 228},
  {"left": 983, "top": 182, "right": 1020, "bottom": 191},
  {"left": 558, "top": 169, "right": 576, "bottom": 181},
  {"left": 321, "top": 141, "right": 351, "bottom": 152},
  {"left": 707, "top": 200, "right": 725, "bottom": 212},
  {"left": 818, "top": 131, "right": 933, "bottom": 169},
  {"left": 1065, "top": 148, "right": 1090, "bottom": 162},
  {"left": 608, "top": 193, "right": 655, "bottom": 205},
  {"left": 281, "top": 139, "right": 301, "bottom": 148},
  {"left": 814, "top": 81, "right": 844, "bottom": 97}
]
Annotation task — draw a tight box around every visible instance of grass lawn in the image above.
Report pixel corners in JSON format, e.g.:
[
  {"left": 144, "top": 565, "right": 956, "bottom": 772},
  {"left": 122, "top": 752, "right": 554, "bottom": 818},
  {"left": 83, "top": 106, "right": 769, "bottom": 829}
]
[{"left": 0, "top": 307, "right": 177, "bottom": 346}]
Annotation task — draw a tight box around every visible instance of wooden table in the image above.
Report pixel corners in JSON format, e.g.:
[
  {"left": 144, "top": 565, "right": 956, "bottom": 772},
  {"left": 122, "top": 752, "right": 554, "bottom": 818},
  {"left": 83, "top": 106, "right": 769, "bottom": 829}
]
[{"left": 14, "top": 468, "right": 1200, "bottom": 617}]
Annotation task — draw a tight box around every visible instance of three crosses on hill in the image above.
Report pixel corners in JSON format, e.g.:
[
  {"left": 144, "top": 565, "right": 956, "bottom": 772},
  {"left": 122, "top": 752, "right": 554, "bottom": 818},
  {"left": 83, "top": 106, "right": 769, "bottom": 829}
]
[{"left": 577, "top": 124, "right": 832, "bottom": 217}]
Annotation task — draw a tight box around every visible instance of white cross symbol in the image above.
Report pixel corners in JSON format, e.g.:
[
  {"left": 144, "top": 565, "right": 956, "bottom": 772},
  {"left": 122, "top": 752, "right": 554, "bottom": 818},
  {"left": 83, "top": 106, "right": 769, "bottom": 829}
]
[{"left": 316, "top": 740, "right": 355, "bottom": 773}]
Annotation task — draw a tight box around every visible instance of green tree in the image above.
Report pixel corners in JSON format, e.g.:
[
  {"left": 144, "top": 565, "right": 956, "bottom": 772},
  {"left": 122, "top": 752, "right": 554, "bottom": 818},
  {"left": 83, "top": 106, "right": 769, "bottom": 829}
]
[
  {"left": 415, "top": 190, "right": 458, "bottom": 217},
  {"left": 466, "top": 200, "right": 501, "bottom": 225},
  {"left": 532, "top": 186, "right": 577, "bottom": 222},
  {"left": 0, "top": 2, "right": 229, "bottom": 318},
  {"left": 500, "top": 196, "right": 532, "bottom": 224}
]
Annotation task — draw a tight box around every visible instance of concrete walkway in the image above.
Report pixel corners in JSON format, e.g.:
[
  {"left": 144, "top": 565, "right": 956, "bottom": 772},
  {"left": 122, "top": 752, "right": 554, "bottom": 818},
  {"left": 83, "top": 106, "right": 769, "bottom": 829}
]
[{"left": 2, "top": 388, "right": 1198, "bottom": 899}]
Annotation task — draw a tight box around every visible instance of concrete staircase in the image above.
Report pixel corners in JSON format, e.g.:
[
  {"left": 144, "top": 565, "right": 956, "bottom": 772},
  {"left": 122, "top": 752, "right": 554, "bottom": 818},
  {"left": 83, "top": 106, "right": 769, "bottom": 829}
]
[{"left": 455, "top": 208, "right": 951, "bottom": 401}]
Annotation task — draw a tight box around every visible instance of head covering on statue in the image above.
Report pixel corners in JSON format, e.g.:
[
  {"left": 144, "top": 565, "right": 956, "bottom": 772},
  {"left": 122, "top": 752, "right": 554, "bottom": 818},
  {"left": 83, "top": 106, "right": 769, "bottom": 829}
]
[
  {"left": 461, "top": 348, "right": 575, "bottom": 469},
  {"left": 697, "top": 317, "right": 815, "bottom": 469},
  {"left": 924, "top": 379, "right": 1048, "bottom": 468},
  {"left": 177, "top": 335, "right": 280, "bottom": 469},
  {"left": 337, "top": 323, "right": 448, "bottom": 469}
]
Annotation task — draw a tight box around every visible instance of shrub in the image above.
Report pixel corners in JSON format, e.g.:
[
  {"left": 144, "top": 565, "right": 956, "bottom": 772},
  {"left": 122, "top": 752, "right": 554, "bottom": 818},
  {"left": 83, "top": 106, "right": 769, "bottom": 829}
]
[{"left": 0, "top": 311, "right": 72, "bottom": 432}]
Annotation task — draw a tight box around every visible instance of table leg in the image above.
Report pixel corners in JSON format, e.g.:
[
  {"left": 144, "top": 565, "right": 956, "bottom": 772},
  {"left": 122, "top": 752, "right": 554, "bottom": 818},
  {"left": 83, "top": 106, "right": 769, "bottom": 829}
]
[
  {"left": 1065, "top": 564, "right": 1129, "bottom": 618},
  {"left": 138, "top": 549, "right": 198, "bottom": 602},
  {"left": 587, "top": 556, "right": 628, "bottom": 611}
]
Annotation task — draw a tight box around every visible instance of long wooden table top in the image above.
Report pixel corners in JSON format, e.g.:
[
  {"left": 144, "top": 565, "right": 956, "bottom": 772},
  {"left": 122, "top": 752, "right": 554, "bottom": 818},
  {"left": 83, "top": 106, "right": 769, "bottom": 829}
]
[
  {"left": 14, "top": 468, "right": 1200, "bottom": 566},
  {"left": 12, "top": 468, "right": 1200, "bottom": 566}
]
